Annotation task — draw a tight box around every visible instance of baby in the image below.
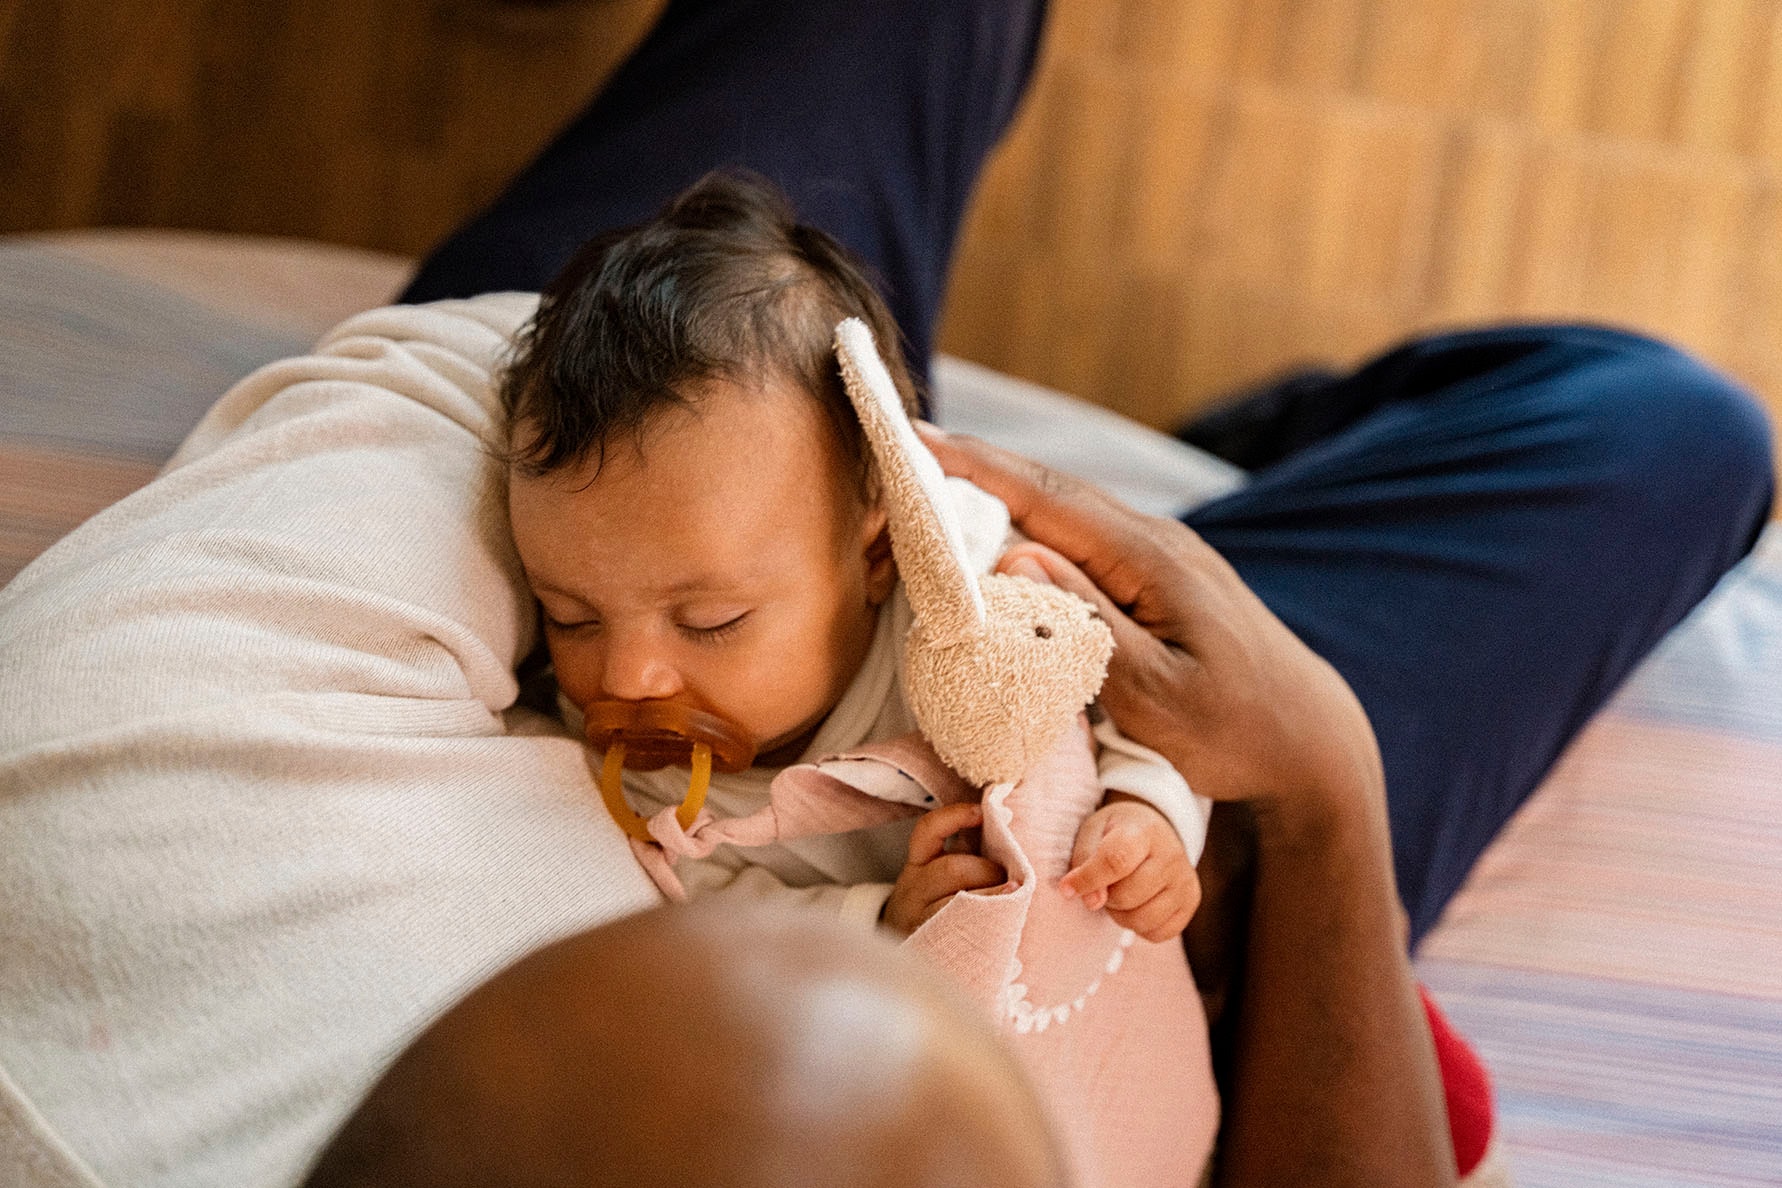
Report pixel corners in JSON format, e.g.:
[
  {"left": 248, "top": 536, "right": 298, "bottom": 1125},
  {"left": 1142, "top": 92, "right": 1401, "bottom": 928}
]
[{"left": 503, "top": 171, "right": 1199, "bottom": 940}]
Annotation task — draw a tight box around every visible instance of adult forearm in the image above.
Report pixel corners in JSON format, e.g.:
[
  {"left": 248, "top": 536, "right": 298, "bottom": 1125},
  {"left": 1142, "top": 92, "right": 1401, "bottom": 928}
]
[{"left": 1214, "top": 778, "right": 1455, "bottom": 1186}]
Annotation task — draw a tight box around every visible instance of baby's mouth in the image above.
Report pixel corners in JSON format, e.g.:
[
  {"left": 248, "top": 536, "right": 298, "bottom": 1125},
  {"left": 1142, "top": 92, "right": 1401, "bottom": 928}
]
[{"left": 583, "top": 700, "right": 757, "bottom": 843}]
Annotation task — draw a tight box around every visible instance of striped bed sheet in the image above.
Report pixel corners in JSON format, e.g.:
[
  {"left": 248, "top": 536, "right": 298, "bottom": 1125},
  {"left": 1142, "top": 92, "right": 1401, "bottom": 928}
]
[
  {"left": 0, "top": 232, "right": 405, "bottom": 587},
  {"left": 3, "top": 231, "right": 1779, "bottom": 1186},
  {"left": 1418, "top": 528, "right": 1782, "bottom": 1186}
]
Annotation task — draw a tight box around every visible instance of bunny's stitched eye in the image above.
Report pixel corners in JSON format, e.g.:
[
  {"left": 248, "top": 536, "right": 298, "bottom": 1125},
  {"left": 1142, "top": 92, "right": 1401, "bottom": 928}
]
[{"left": 1034, "top": 624, "right": 1052, "bottom": 639}]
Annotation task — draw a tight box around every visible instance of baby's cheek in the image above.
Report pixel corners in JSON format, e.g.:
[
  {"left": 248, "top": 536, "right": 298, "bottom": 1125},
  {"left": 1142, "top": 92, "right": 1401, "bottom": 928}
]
[
  {"left": 718, "top": 639, "right": 841, "bottom": 743},
  {"left": 543, "top": 636, "right": 600, "bottom": 709}
]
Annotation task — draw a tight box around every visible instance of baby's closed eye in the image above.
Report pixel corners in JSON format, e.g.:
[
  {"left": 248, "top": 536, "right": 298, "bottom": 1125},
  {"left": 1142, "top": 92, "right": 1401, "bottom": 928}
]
[{"left": 677, "top": 610, "right": 751, "bottom": 641}]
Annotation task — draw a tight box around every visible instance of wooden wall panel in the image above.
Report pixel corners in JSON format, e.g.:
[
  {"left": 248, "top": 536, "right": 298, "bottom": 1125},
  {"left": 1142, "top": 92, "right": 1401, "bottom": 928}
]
[
  {"left": 2, "top": 0, "right": 1780, "bottom": 482},
  {"left": 0, "top": 0, "right": 664, "bottom": 253},
  {"left": 941, "top": 0, "right": 1782, "bottom": 478}
]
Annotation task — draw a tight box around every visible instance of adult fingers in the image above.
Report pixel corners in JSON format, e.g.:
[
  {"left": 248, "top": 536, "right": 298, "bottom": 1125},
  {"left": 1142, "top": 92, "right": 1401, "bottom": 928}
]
[
  {"left": 905, "top": 802, "right": 985, "bottom": 866},
  {"left": 923, "top": 426, "right": 1383, "bottom": 817},
  {"left": 999, "top": 539, "right": 1213, "bottom": 781},
  {"left": 917, "top": 424, "right": 1168, "bottom": 609},
  {"left": 924, "top": 425, "right": 1238, "bottom": 654}
]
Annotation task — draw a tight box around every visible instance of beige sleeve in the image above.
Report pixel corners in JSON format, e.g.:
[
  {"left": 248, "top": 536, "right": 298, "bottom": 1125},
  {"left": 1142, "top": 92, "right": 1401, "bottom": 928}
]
[{"left": 0, "top": 294, "right": 673, "bottom": 1188}]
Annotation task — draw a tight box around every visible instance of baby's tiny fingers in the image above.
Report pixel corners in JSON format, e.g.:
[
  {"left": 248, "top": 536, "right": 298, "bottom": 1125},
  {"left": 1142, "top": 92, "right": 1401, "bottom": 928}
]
[
  {"left": 941, "top": 825, "right": 984, "bottom": 856},
  {"left": 1109, "top": 897, "right": 1186, "bottom": 943},
  {"left": 1061, "top": 830, "right": 1147, "bottom": 902},
  {"left": 1108, "top": 880, "right": 1198, "bottom": 942},
  {"left": 906, "top": 802, "right": 985, "bottom": 866},
  {"left": 912, "top": 893, "right": 958, "bottom": 931},
  {"left": 1104, "top": 858, "right": 1172, "bottom": 912},
  {"left": 913, "top": 854, "right": 1007, "bottom": 900}
]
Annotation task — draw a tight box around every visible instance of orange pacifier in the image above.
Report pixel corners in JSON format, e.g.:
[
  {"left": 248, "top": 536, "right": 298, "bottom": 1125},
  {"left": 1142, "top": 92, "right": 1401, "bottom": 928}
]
[{"left": 584, "top": 700, "right": 756, "bottom": 842}]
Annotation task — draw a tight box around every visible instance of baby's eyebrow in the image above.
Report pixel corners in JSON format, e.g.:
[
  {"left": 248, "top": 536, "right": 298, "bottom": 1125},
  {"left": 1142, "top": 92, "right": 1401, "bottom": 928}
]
[{"left": 527, "top": 578, "right": 592, "bottom": 604}]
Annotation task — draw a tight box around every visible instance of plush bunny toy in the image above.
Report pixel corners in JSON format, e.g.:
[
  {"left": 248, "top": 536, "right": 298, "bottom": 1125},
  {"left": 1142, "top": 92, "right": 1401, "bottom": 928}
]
[
  {"left": 822, "top": 323, "right": 1508, "bottom": 1188},
  {"left": 830, "top": 318, "right": 1116, "bottom": 787}
]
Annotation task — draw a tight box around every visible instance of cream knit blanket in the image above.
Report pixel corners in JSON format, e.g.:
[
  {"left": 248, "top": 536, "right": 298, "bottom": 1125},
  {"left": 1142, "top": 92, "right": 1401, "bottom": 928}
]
[{"left": 0, "top": 295, "right": 661, "bottom": 1188}]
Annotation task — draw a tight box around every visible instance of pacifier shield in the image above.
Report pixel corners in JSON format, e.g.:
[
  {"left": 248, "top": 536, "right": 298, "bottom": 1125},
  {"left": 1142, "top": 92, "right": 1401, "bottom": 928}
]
[
  {"left": 583, "top": 700, "right": 757, "bottom": 844},
  {"left": 582, "top": 700, "right": 756, "bottom": 773}
]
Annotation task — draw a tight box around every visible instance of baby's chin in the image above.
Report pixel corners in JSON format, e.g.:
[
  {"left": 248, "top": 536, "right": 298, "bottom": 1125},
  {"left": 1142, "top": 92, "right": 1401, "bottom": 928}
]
[{"left": 750, "top": 715, "right": 831, "bottom": 769}]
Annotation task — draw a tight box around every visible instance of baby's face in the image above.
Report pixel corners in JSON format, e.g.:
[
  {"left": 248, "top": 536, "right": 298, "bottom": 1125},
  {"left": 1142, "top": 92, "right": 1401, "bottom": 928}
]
[{"left": 508, "top": 376, "right": 893, "bottom": 766}]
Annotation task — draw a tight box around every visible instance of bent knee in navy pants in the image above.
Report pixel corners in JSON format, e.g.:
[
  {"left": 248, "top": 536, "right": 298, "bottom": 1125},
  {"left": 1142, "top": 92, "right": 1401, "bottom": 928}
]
[{"left": 1187, "top": 324, "right": 1774, "bottom": 938}]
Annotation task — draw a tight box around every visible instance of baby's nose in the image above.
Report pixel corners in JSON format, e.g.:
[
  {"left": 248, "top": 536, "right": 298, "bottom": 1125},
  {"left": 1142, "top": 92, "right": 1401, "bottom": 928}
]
[{"left": 599, "top": 638, "right": 684, "bottom": 703}]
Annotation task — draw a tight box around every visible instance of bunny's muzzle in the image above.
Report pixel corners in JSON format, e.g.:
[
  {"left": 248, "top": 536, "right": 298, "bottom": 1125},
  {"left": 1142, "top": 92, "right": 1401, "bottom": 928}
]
[{"left": 904, "top": 574, "right": 1115, "bottom": 788}]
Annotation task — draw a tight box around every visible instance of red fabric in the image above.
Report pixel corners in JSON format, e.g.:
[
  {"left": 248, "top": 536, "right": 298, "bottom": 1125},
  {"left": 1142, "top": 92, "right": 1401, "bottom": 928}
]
[{"left": 1420, "top": 984, "right": 1494, "bottom": 1176}]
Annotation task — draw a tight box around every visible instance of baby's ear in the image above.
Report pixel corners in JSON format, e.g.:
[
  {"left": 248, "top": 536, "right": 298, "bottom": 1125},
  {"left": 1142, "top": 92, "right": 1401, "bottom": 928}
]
[{"left": 861, "top": 501, "right": 898, "bottom": 606}]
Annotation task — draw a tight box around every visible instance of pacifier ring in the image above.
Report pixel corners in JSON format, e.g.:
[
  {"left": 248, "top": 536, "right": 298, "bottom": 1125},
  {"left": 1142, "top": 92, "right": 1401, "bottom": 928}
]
[
  {"left": 600, "top": 740, "right": 711, "bottom": 843},
  {"left": 583, "top": 700, "right": 756, "bottom": 843}
]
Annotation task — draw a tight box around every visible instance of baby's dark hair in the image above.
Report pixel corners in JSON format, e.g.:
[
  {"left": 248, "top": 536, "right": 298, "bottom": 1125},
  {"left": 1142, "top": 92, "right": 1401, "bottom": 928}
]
[{"left": 502, "top": 170, "right": 920, "bottom": 489}]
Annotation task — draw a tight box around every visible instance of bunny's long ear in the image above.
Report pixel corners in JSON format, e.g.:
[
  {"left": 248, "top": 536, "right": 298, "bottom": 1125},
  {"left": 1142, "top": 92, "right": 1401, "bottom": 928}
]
[{"left": 834, "top": 318, "right": 985, "bottom": 641}]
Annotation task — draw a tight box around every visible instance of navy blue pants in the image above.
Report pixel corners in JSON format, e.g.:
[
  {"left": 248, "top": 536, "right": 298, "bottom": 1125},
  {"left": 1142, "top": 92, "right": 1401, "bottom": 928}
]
[{"left": 406, "top": 0, "right": 1775, "bottom": 942}]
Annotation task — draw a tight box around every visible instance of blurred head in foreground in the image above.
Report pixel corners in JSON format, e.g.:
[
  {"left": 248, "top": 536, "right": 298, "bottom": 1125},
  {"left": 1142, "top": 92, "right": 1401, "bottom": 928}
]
[{"left": 304, "top": 903, "right": 1069, "bottom": 1188}]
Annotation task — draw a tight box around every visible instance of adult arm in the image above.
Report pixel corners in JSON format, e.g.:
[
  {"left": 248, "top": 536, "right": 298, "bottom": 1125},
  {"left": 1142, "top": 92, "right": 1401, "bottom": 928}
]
[{"left": 920, "top": 425, "right": 1455, "bottom": 1187}]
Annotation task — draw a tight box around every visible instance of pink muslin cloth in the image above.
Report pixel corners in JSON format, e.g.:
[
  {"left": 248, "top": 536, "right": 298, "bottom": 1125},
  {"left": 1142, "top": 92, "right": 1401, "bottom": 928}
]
[{"left": 628, "top": 716, "right": 1220, "bottom": 1188}]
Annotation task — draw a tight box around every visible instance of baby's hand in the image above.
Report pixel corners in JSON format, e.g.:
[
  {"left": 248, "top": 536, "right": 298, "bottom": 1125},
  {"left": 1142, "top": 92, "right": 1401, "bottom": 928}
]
[
  {"left": 883, "top": 802, "right": 1008, "bottom": 935},
  {"left": 1060, "top": 793, "right": 1200, "bottom": 942}
]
